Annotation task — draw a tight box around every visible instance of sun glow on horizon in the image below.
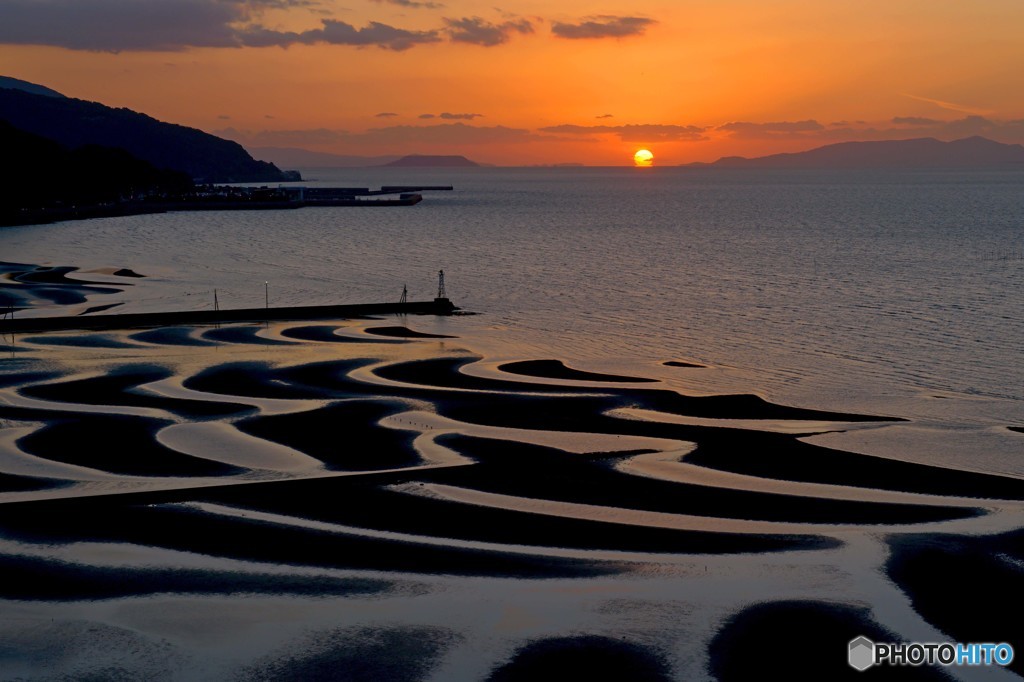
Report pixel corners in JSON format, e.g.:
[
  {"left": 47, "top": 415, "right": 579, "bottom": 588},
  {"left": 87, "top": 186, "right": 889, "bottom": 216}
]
[
  {"left": 5, "top": 1, "right": 1024, "bottom": 166},
  {"left": 634, "top": 149, "right": 654, "bottom": 167}
]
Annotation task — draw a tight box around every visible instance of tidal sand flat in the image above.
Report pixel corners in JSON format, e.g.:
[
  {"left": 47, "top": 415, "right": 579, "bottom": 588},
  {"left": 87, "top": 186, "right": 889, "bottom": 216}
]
[
  {"left": 499, "top": 359, "right": 660, "bottom": 383},
  {"left": 708, "top": 601, "right": 949, "bottom": 681},
  {"left": 0, "top": 314, "right": 1021, "bottom": 680},
  {"left": 886, "top": 530, "right": 1024, "bottom": 677},
  {"left": 0, "top": 260, "right": 134, "bottom": 308}
]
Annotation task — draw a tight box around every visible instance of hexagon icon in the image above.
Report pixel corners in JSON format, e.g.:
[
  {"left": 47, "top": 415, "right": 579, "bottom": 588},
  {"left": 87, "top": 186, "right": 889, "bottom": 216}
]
[{"left": 849, "top": 636, "right": 875, "bottom": 671}]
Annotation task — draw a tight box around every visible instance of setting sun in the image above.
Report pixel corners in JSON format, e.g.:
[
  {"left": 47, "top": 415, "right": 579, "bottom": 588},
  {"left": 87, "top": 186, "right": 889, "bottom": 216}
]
[{"left": 634, "top": 149, "right": 654, "bottom": 167}]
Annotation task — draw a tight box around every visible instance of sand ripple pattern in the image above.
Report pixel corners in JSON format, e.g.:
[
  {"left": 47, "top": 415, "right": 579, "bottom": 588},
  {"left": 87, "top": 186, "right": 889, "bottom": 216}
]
[{"left": 1, "top": 320, "right": 1022, "bottom": 679}]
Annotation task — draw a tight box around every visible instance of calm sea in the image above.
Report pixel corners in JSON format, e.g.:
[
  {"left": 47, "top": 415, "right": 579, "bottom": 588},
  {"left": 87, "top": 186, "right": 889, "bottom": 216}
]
[{"left": 3, "top": 167, "right": 1022, "bottom": 472}]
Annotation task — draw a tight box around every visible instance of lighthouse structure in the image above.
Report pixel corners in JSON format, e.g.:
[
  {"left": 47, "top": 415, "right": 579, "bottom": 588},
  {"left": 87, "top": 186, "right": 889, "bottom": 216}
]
[
  {"left": 435, "top": 270, "right": 447, "bottom": 303},
  {"left": 433, "top": 270, "right": 455, "bottom": 312}
]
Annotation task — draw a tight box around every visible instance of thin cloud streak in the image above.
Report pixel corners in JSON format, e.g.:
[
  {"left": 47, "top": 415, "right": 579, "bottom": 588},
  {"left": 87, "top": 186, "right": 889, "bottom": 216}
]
[
  {"left": 716, "top": 120, "right": 825, "bottom": 139},
  {"left": 360, "top": 122, "right": 548, "bottom": 144},
  {"left": 239, "top": 19, "right": 442, "bottom": 51},
  {"left": 219, "top": 122, "right": 571, "bottom": 149},
  {"left": 370, "top": 0, "right": 445, "bottom": 9},
  {"left": 717, "top": 116, "right": 1024, "bottom": 144},
  {"left": 551, "top": 16, "right": 655, "bottom": 40},
  {"left": 215, "top": 127, "right": 347, "bottom": 145},
  {"left": 892, "top": 116, "right": 941, "bottom": 126},
  {"left": 539, "top": 123, "right": 706, "bottom": 142},
  {"left": 444, "top": 17, "right": 533, "bottom": 46},
  {"left": 901, "top": 93, "right": 994, "bottom": 117}
]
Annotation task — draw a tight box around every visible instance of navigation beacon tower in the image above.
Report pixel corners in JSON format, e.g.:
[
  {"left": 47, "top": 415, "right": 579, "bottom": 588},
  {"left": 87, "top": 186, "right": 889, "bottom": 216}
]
[{"left": 435, "top": 269, "right": 448, "bottom": 305}]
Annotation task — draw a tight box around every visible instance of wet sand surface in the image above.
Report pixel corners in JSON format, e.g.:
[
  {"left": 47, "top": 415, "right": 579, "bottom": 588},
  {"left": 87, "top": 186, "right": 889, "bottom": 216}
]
[
  {"left": 499, "top": 359, "right": 660, "bottom": 383},
  {"left": 0, "top": 315, "right": 1021, "bottom": 680}
]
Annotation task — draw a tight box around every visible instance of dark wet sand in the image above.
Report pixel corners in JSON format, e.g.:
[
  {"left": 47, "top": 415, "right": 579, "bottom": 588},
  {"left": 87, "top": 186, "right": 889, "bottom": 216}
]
[
  {"left": 186, "top": 476, "right": 838, "bottom": 555},
  {"left": 0, "top": 498, "right": 621, "bottom": 579},
  {"left": 185, "top": 360, "right": 374, "bottom": 400},
  {"left": 499, "top": 359, "right": 659, "bottom": 383},
  {"left": 1, "top": 314, "right": 1019, "bottom": 680},
  {"left": 12, "top": 265, "right": 114, "bottom": 287},
  {"left": 887, "top": 531, "right": 1024, "bottom": 676},
  {"left": 364, "top": 325, "right": 456, "bottom": 339},
  {"left": 0, "top": 367, "right": 62, "bottom": 389},
  {"left": 179, "top": 355, "right": 1024, "bottom": 502},
  {"left": 21, "top": 364, "right": 252, "bottom": 418},
  {"left": 79, "top": 302, "right": 125, "bottom": 315},
  {"left": 238, "top": 626, "right": 457, "bottom": 682},
  {"left": 709, "top": 600, "right": 949, "bottom": 681},
  {"left": 374, "top": 357, "right": 583, "bottom": 393},
  {"left": 17, "top": 414, "right": 243, "bottom": 477},
  {"left": 0, "top": 262, "right": 127, "bottom": 307},
  {"left": 663, "top": 360, "right": 706, "bottom": 368},
  {"left": 236, "top": 399, "right": 421, "bottom": 471},
  {"left": 131, "top": 326, "right": 220, "bottom": 347},
  {"left": 378, "top": 357, "right": 899, "bottom": 421},
  {"left": 0, "top": 472, "right": 66, "bottom": 494},
  {"left": 488, "top": 635, "right": 673, "bottom": 681},
  {"left": 408, "top": 387, "right": 1021, "bottom": 500},
  {"left": 202, "top": 325, "right": 299, "bottom": 345},
  {"left": 281, "top": 325, "right": 405, "bottom": 344},
  {"left": 630, "top": 387, "right": 900, "bottom": 422},
  {"left": 23, "top": 334, "right": 143, "bottom": 349},
  {"left": 0, "top": 552, "right": 391, "bottom": 600},
  {"left": 427, "top": 435, "right": 978, "bottom": 525},
  {"left": 684, "top": 436, "right": 1024, "bottom": 500}
]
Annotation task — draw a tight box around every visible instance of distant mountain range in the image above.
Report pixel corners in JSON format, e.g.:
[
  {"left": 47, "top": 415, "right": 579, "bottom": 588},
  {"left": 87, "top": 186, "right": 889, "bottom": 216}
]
[
  {"left": 0, "top": 78, "right": 297, "bottom": 182},
  {"left": 686, "top": 136, "right": 1024, "bottom": 169},
  {"left": 6, "top": 76, "right": 1020, "bottom": 175},
  {"left": 250, "top": 148, "right": 482, "bottom": 168},
  {"left": 250, "top": 147, "right": 404, "bottom": 168},
  {"left": 385, "top": 155, "right": 479, "bottom": 168}
]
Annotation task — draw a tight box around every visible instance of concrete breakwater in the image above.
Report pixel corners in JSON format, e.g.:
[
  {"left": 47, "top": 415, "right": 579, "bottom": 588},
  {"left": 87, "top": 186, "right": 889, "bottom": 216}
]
[
  {"left": 0, "top": 299, "right": 458, "bottom": 334},
  {"left": 2, "top": 185, "right": 453, "bottom": 227}
]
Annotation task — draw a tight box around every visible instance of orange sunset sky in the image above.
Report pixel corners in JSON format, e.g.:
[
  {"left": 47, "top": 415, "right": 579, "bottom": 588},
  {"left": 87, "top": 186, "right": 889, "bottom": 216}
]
[{"left": 2, "top": 0, "right": 1024, "bottom": 165}]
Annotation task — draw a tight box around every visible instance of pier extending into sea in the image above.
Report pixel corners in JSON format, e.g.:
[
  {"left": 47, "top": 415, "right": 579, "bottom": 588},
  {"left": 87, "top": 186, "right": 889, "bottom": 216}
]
[
  {"left": 0, "top": 298, "right": 458, "bottom": 334},
  {"left": 2, "top": 185, "right": 454, "bottom": 227}
]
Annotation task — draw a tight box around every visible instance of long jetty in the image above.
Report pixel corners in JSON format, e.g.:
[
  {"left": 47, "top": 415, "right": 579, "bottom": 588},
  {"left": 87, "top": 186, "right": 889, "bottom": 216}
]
[
  {"left": 2, "top": 186, "right": 454, "bottom": 227},
  {"left": 0, "top": 299, "right": 457, "bottom": 334}
]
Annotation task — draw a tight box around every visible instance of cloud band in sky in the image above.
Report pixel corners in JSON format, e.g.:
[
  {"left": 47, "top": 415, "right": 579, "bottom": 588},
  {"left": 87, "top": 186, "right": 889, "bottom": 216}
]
[
  {"left": 239, "top": 19, "right": 442, "bottom": 51},
  {"left": 551, "top": 16, "right": 656, "bottom": 40},
  {"left": 0, "top": 0, "right": 242, "bottom": 51},
  {"left": 539, "top": 123, "right": 706, "bottom": 141},
  {"left": 218, "top": 122, "right": 569, "bottom": 147},
  {"left": 0, "top": 1, "right": 655, "bottom": 51},
  {"left": 0, "top": 0, "right": 537, "bottom": 51},
  {"left": 716, "top": 120, "right": 825, "bottom": 139},
  {"left": 444, "top": 17, "right": 533, "bottom": 46}
]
